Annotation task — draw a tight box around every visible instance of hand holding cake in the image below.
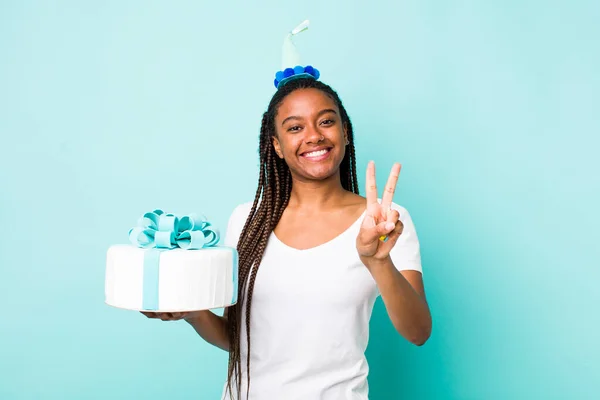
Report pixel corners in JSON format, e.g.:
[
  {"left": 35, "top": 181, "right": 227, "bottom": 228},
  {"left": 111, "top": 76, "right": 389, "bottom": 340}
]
[{"left": 140, "top": 311, "right": 191, "bottom": 321}]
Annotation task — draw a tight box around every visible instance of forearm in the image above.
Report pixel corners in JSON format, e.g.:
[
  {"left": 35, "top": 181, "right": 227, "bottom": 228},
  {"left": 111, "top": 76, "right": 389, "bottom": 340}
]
[
  {"left": 364, "top": 256, "right": 432, "bottom": 345},
  {"left": 185, "top": 310, "right": 229, "bottom": 351}
]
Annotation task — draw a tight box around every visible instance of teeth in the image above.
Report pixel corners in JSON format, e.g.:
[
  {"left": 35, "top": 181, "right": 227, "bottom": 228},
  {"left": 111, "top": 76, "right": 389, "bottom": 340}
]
[{"left": 304, "top": 149, "right": 328, "bottom": 157}]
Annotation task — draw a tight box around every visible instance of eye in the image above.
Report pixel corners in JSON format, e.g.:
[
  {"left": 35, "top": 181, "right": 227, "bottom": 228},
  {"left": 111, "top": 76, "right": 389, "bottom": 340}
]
[
  {"left": 320, "top": 119, "right": 335, "bottom": 126},
  {"left": 287, "top": 125, "right": 302, "bottom": 132}
]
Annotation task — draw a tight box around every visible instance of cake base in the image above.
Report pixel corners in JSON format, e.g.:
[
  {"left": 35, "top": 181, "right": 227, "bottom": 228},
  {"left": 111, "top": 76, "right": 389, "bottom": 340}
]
[{"left": 105, "top": 244, "right": 238, "bottom": 312}]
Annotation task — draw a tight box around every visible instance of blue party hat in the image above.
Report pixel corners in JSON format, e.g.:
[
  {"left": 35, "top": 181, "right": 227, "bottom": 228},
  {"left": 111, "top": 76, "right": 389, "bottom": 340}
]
[{"left": 273, "top": 20, "right": 320, "bottom": 89}]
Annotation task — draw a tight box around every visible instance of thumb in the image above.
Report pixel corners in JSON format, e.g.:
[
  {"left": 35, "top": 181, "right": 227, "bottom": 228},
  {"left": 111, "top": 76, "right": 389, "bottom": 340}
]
[
  {"left": 360, "top": 220, "right": 395, "bottom": 242},
  {"left": 378, "top": 221, "right": 396, "bottom": 235}
]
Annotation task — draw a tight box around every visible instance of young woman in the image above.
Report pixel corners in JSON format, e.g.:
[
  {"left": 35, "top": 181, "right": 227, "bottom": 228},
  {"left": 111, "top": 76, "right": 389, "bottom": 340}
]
[{"left": 143, "top": 77, "right": 432, "bottom": 399}]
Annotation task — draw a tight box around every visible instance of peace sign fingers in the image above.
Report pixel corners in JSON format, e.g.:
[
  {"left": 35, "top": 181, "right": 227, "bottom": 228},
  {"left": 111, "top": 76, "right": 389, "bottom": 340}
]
[
  {"left": 357, "top": 161, "right": 404, "bottom": 261},
  {"left": 381, "top": 162, "right": 402, "bottom": 212},
  {"left": 365, "top": 161, "right": 379, "bottom": 209}
]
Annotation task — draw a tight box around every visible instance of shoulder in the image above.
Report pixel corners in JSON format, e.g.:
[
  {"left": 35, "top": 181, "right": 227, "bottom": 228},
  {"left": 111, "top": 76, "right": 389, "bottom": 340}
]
[
  {"left": 228, "top": 201, "right": 254, "bottom": 224},
  {"left": 388, "top": 201, "right": 422, "bottom": 272},
  {"left": 223, "top": 201, "right": 254, "bottom": 248},
  {"left": 389, "top": 201, "right": 418, "bottom": 231},
  {"left": 389, "top": 201, "right": 408, "bottom": 214}
]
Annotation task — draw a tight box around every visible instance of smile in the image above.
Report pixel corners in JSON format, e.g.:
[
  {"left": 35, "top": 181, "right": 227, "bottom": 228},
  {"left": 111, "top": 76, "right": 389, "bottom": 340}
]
[{"left": 301, "top": 148, "right": 332, "bottom": 161}]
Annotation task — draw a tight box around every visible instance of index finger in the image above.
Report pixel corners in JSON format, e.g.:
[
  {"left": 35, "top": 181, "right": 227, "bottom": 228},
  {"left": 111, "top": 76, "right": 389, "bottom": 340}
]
[
  {"left": 365, "top": 161, "right": 378, "bottom": 206},
  {"left": 381, "top": 163, "right": 401, "bottom": 211}
]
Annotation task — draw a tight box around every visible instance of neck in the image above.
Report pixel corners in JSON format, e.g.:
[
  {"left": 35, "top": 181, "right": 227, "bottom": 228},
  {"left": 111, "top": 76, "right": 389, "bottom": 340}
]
[{"left": 287, "top": 171, "right": 348, "bottom": 211}]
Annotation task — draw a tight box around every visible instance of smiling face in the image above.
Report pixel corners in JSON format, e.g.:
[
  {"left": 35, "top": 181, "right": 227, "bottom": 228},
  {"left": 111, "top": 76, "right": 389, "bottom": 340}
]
[{"left": 272, "top": 88, "right": 348, "bottom": 183}]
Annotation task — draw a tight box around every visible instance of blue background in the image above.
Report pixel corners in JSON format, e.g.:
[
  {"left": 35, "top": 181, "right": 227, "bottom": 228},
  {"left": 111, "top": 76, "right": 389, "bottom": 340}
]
[{"left": 1, "top": 1, "right": 599, "bottom": 399}]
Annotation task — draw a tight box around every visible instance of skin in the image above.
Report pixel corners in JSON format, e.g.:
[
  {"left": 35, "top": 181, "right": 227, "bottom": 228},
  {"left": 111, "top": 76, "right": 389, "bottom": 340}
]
[
  {"left": 142, "top": 87, "right": 432, "bottom": 348},
  {"left": 271, "top": 88, "right": 365, "bottom": 249}
]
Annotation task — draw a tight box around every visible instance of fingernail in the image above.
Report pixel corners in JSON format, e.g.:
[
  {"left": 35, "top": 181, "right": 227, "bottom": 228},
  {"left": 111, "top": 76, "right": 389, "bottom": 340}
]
[{"left": 385, "top": 222, "right": 395, "bottom": 230}]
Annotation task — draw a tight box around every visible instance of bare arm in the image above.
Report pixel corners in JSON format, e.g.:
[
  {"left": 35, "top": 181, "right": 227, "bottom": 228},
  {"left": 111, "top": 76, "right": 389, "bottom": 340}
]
[
  {"left": 365, "top": 258, "right": 432, "bottom": 345},
  {"left": 185, "top": 309, "right": 229, "bottom": 351},
  {"left": 357, "top": 162, "right": 432, "bottom": 346}
]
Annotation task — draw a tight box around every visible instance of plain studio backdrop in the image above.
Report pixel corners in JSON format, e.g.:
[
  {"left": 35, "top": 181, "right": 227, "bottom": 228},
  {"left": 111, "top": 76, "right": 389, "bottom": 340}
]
[{"left": 1, "top": 1, "right": 598, "bottom": 399}]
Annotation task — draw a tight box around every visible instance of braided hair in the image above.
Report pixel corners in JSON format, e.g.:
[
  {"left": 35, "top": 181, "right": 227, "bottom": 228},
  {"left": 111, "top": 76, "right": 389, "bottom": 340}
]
[{"left": 224, "top": 77, "right": 359, "bottom": 398}]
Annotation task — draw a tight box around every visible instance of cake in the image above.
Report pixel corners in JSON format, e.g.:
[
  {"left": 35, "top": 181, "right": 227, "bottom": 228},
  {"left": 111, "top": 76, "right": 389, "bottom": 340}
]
[{"left": 105, "top": 209, "right": 238, "bottom": 312}]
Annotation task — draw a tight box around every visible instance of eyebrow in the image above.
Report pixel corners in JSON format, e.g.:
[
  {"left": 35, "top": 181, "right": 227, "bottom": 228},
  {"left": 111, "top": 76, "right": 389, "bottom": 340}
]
[{"left": 281, "top": 108, "right": 338, "bottom": 126}]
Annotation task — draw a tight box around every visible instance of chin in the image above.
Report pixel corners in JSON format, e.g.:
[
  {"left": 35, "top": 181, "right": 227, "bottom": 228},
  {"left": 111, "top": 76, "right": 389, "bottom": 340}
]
[
  {"left": 304, "top": 167, "right": 339, "bottom": 181},
  {"left": 294, "top": 151, "right": 344, "bottom": 181}
]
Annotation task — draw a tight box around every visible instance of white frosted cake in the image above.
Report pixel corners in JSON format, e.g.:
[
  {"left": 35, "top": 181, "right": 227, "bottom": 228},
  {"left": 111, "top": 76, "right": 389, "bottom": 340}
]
[{"left": 104, "top": 209, "right": 238, "bottom": 312}]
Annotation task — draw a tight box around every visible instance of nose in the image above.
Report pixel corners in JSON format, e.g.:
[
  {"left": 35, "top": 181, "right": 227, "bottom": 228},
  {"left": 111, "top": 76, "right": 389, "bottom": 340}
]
[{"left": 304, "top": 123, "right": 323, "bottom": 143}]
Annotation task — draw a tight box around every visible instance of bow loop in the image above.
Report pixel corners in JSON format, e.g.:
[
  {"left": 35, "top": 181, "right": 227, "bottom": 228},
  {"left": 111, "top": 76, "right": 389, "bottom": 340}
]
[
  {"left": 178, "top": 213, "right": 207, "bottom": 232},
  {"left": 128, "top": 209, "right": 220, "bottom": 250}
]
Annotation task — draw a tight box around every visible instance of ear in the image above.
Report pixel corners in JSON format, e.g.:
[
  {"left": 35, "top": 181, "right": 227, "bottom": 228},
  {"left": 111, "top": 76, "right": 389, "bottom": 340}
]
[{"left": 272, "top": 136, "right": 284, "bottom": 159}]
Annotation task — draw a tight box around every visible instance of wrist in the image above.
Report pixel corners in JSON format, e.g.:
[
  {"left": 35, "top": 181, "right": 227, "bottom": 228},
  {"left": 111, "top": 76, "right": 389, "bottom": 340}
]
[
  {"left": 360, "top": 255, "right": 392, "bottom": 271},
  {"left": 183, "top": 310, "right": 207, "bottom": 324}
]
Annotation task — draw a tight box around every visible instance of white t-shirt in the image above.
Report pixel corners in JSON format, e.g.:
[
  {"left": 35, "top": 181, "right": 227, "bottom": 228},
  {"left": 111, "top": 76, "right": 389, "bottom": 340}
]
[{"left": 220, "top": 200, "right": 422, "bottom": 400}]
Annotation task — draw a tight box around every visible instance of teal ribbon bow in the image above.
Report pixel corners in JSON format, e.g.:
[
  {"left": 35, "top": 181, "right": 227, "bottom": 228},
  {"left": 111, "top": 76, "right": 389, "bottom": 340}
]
[
  {"left": 127, "top": 209, "right": 221, "bottom": 310},
  {"left": 128, "top": 209, "right": 219, "bottom": 250}
]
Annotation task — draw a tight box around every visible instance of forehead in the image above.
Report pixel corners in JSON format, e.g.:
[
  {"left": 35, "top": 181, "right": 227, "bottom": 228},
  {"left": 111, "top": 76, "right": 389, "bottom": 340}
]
[{"left": 276, "top": 88, "right": 338, "bottom": 118}]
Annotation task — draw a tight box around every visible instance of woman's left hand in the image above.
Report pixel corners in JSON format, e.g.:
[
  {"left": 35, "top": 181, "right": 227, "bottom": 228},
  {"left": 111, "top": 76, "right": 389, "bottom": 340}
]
[{"left": 356, "top": 161, "right": 404, "bottom": 263}]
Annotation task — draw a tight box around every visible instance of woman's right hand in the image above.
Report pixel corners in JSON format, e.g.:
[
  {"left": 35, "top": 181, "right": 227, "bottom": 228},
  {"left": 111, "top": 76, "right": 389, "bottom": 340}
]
[{"left": 140, "top": 311, "right": 199, "bottom": 321}]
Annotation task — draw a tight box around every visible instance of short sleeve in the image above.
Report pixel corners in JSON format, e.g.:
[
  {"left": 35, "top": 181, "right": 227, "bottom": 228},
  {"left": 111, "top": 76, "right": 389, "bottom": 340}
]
[
  {"left": 389, "top": 203, "right": 422, "bottom": 273},
  {"left": 223, "top": 202, "right": 253, "bottom": 248}
]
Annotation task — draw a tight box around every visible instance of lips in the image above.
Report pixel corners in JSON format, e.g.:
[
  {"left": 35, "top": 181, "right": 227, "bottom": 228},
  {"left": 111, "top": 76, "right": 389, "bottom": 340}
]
[{"left": 300, "top": 147, "right": 332, "bottom": 161}]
